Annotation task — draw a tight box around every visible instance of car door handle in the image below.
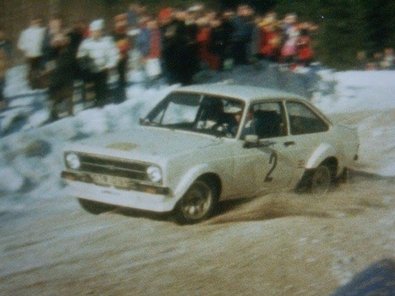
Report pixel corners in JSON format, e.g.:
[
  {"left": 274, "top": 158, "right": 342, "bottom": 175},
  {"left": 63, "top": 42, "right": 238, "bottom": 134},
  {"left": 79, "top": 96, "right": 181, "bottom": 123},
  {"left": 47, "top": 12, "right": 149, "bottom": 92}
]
[{"left": 283, "top": 141, "right": 296, "bottom": 147}]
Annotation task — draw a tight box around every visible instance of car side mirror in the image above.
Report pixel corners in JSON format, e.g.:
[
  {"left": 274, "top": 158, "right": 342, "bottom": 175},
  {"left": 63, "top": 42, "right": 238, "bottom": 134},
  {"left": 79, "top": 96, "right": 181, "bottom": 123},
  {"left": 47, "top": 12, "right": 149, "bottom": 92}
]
[{"left": 243, "top": 134, "right": 259, "bottom": 148}]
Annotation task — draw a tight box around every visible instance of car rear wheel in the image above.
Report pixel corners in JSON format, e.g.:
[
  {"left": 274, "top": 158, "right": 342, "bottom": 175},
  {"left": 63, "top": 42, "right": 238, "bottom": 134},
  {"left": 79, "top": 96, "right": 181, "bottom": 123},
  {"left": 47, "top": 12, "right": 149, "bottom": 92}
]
[
  {"left": 175, "top": 180, "right": 217, "bottom": 225},
  {"left": 78, "top": 198, "right": 113, "bottom": 215},
  {"left": 310, "top": 165, "right": 332, "bottom": 195}
]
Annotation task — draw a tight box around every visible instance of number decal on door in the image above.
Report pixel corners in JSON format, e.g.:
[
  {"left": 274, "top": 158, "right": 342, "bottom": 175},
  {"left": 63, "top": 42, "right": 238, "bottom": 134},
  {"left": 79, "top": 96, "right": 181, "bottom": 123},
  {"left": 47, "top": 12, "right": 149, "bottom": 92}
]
[{"left": 264, "top": 151, "right": 278, "bottom": 182}]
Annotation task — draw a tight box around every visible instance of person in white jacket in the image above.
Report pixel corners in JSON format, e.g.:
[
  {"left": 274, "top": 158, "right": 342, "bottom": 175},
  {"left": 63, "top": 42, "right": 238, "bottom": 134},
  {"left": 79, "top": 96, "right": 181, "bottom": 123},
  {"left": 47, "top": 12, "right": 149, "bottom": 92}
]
[
  {"left": 17, "top": 17, "right": 46, "bottom": 89},
  {"left": 77, "top": 19, "right": 120, "bottom": 107}
]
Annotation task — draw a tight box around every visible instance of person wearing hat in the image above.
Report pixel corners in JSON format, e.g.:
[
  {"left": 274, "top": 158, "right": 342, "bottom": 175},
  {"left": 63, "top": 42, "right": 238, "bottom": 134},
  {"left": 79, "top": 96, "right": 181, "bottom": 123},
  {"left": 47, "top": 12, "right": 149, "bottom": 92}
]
[{"left": 77, "top": 19, "right": 119, "bottom": 107}]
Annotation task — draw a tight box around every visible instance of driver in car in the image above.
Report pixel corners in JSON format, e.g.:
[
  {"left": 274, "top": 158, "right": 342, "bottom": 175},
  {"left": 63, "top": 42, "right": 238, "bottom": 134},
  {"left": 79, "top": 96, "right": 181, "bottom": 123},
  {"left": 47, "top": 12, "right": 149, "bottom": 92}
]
[{"left": 197, "top": 100, "right": 240, "bottom": 137}]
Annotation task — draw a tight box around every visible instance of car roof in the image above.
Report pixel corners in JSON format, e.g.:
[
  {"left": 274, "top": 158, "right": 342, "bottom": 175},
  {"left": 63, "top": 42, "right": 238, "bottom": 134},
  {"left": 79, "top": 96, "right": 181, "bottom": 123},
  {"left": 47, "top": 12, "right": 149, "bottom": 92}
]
[{"left": 176, "top": 83, "right": 305, "bottom": 103}]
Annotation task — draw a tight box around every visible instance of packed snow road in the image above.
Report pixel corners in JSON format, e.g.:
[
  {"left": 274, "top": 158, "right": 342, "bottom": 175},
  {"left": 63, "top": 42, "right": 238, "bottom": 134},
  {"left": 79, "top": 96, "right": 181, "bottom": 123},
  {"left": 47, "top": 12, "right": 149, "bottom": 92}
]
[
  {"left": 1, "top": 69, "right": 395, "bottom": 295},
  {"left": 0, "top": 172, "right": 394, "bottom": 296}
]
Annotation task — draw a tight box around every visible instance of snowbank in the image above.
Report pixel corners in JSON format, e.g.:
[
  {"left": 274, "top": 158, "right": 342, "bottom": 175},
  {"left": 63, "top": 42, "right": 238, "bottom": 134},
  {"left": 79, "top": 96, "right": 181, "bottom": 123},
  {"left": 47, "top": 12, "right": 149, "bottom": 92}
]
[{"left": 313, "top": 70, "right": 395, "bottom": 114}]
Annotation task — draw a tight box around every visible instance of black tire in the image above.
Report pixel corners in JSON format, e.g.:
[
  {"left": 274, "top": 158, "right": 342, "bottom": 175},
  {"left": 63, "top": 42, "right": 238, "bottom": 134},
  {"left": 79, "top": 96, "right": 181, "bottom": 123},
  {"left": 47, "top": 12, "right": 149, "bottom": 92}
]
[
  {"left": 175, "top": 180, "right": 217, "bottom": 225},
  {"left": 310, "top": 164, "right": 332, "bottom": 195},
  {"left": 78, "top": 198, "right": 113, "bottom": 215}
]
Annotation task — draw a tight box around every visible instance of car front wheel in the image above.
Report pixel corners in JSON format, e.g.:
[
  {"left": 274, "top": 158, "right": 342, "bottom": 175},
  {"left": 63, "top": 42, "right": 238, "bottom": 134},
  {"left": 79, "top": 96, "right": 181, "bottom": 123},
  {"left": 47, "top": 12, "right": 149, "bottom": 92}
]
[{"left": 175, "top": 180, "right": 217, "bottom": 225}]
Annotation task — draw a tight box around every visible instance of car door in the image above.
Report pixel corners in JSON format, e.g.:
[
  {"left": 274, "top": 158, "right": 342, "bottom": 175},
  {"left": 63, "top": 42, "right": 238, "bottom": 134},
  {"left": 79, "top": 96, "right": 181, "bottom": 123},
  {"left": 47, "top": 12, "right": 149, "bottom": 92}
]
[
  {"left": 281, "top": 100, "right": 332, "bottom": 179},
  {"left": 233, "top": 101, "right": 298, "bottom": 196}
]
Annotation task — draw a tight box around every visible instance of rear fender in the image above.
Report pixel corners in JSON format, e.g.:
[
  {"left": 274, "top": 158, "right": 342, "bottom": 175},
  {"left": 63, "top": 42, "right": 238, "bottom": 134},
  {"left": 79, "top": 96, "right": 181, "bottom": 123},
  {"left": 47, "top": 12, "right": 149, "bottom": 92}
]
[{"left": 305, "top": 143, "right": 337, "bottom": 170}]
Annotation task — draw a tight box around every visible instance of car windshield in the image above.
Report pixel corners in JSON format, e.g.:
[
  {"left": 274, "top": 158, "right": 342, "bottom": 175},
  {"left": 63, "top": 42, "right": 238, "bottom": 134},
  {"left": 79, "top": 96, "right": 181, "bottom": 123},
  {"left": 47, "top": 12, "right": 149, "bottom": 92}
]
[{"left": 143, "top": 92, "right": 245, "bottom": 138}]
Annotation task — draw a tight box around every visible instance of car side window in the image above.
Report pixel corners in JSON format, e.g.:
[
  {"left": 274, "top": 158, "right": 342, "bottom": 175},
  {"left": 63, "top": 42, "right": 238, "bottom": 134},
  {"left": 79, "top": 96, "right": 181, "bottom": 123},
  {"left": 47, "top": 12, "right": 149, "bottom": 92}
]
[
  {"left": 243, "top": 102, "right": 287, "bottom": 139},
  {"left": 287, "top": 102, "right": 329, "bottom": 135}
]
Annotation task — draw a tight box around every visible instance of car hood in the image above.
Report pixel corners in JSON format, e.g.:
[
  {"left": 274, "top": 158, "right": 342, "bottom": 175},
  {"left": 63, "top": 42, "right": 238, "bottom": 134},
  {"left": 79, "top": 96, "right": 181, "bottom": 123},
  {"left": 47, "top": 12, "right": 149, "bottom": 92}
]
[{"left": 66, "top": 126, "right": 223, "bottom": 165}]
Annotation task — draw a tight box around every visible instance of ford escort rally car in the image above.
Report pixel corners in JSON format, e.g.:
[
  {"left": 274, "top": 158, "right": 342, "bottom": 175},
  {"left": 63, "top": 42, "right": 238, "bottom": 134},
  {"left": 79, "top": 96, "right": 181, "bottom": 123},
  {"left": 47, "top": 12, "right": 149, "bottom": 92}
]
[{"left": 62, "top": 84, "right": 359, "bottom": 224}]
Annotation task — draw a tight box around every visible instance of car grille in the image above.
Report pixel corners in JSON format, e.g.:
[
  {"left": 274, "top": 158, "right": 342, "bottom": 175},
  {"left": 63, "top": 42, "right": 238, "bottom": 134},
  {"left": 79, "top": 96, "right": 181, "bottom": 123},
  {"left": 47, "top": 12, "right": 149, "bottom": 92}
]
[{"left": 77, "top": 153, "right": 149, "bottom": 181}]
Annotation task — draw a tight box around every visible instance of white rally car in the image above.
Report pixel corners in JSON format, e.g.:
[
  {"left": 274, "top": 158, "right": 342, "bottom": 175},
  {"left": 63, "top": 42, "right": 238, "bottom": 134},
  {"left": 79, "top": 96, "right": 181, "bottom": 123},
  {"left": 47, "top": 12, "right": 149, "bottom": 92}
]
[{"left": 62, "top": 84, "right": 359, "bottom": 224}]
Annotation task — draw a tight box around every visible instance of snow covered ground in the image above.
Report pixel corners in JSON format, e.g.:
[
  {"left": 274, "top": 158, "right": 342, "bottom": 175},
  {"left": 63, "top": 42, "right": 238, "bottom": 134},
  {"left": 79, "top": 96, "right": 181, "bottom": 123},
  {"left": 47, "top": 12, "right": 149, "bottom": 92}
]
[{"left": 1, "top": 65, "right": 395, "bottom": 295}]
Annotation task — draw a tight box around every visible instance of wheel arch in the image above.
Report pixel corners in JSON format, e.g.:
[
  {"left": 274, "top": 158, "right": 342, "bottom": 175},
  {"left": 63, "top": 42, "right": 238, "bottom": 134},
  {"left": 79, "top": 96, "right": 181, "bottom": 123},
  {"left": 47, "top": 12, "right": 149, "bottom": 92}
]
[
  {"left": 196, "top": 173, "right": 222, "bottom": 200},
  {"left": 320, "top": 156, "right": 338, "bottom": 180},
  {"left": 305, "top": 143, "right": 339, "bottom": 176},
  {"left": 173, "top": 172, "right": 222, "bottom": 224},
  {"left": 296, "top": 156, "right": 338, "bottom": 192},
  {"left": 173, "top": 164, "right": 222, "bottom": 201}
]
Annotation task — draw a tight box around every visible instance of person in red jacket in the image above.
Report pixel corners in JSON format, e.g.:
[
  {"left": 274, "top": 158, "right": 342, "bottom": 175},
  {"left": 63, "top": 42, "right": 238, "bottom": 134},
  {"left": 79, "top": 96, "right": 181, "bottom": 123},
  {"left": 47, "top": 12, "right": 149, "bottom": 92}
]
[
  {"left": 296, "top": 28, "right": 314, "bottom": 67},
  {"left": 197, "top": 15, "right": 219, "bottom": 71},
  {"left": 259, "top": 16, "right": 281, "bottom": 62}
]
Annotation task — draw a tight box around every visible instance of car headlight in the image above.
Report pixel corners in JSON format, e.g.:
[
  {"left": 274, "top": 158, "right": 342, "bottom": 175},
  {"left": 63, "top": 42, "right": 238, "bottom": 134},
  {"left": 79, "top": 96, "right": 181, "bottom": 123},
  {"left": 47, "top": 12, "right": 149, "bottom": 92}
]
[
  {"left": 147, "top": 166, "right": 162, "bottom": 183},
  {"left": 65, "top": 152, "right": 81, "bottom": 170}
]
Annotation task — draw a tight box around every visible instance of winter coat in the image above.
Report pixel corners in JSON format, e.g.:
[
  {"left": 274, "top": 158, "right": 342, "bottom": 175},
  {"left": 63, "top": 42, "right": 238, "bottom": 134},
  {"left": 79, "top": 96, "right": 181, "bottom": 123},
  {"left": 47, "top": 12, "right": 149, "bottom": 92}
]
[
  {"left": 136, "top": 27, "right": 150, "bottom": 57},
  {"left": 161, "top": 20, "right": 187, "bottom": 69},
  {"left": 147, "top": 28, "right": 161, "bottom": 59},
  {"left": 231, "top": 16, "right": 253, "bottom": 43},
  {"left": 113, "top": 31, "right": 130, "bottom": 60},
  {"left": 297, "top": 35, "right": 313, "bottom": 61},
  {"left": 260, "top": 28, "right": 281, "bottom": 57},
  {"left": 209, "top": 25, "right": 228, "bottom": 57},
  {"left": 185, "top": 22, "right": 200, "bottom": 76},
  {"left": 77, "top": 36, "right": 120, "bottom": 73},
  {"left": 17, "top": 25, "right": 46, "bottom": 58},
  {"left": 161, "top": 19, "right": 195, "bottom": 84},
  {"left": 281, "top": 25, "right": 299, "bottom": 57},
  {"left": 49, "top": 46, "right": 75, "bottom": 91},
  {"left": 144, "top": 28, "right": 162, "bottom": 79},
  {"left": 65, "top": 29, "right": 86, "bottom": 80},
  {"left": 198, "top": 27, "right": 219, "bottom": 70},
  {"left": 42, "top": 29, "right": 60, "bottom": 63}
]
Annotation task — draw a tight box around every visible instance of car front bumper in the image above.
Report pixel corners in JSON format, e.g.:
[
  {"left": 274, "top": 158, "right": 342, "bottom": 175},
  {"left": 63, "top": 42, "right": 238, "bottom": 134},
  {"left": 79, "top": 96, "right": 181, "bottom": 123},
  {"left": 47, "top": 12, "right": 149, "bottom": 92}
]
[{"left": 62, "top": 171, "right": 177, "bottom": 213}]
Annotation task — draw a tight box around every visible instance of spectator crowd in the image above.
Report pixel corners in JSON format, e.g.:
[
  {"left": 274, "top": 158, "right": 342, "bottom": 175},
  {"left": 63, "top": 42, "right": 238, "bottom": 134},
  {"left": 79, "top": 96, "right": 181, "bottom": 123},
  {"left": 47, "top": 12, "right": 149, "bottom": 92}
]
[
  {"left": 0, "top": 2, "right": 394, "bottom": 120},
  {"left": 356, "top": 48, "right": 395, "bottom": 71}
]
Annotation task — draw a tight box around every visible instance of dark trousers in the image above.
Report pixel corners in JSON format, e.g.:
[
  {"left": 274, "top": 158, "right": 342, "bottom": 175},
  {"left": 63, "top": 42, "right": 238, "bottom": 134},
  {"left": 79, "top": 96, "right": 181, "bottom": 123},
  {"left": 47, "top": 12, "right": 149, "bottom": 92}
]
[
  {"left": 92, "top": 70, "right": 108, "bottom": 107},
  {"left": 117, "top": 58, "right": 128, "bottom": 88},
  {"left": 27, "top": 57, "right": 43, "bottom": 89},
  {"left": 49, "top": 83, "right": 74, "bottom": 120},
  {"left": 232, "top": 41, "right": 249, "bottom": 65}
]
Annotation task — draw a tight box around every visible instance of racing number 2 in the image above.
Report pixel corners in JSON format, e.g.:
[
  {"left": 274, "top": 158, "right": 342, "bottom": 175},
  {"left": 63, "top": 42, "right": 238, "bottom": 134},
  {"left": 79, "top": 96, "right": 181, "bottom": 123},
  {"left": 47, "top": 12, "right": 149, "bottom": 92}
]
[{"left": 264, "top": 151, "right": 278, "bottom": 182}]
